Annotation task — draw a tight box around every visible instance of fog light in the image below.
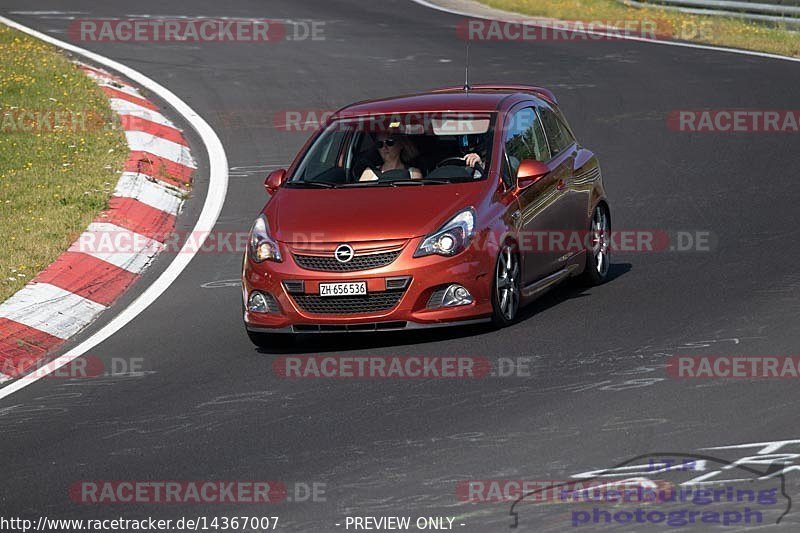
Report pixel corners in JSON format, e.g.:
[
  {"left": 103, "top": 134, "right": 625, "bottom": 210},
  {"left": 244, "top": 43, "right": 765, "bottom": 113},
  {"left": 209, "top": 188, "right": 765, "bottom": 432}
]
[
  {"left": 442, "top": 284, "right": 473, "bottom": 307},
  {"left": 248, "top": 291, "right": 278, "bottom": 313}
]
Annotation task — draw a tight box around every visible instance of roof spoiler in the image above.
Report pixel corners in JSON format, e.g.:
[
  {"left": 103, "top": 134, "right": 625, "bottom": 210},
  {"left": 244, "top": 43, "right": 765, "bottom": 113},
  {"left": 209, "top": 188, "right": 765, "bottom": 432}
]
[{"left": 431, "top": 84, "right": 558, "bottom": 106}]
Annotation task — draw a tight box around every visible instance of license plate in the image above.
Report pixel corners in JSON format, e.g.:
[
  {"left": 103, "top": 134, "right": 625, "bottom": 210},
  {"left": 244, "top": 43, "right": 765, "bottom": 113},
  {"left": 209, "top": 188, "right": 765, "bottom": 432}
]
[{"left": 319, "top": 282, "right": 367, "bottom": 297}]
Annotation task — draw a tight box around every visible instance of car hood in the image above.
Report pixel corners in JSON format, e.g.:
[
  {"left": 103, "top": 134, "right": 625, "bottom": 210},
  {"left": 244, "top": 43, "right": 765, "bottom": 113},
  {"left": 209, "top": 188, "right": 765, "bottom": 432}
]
[{"left": 266, "top": 183, "right": 485, "bottom": 243}]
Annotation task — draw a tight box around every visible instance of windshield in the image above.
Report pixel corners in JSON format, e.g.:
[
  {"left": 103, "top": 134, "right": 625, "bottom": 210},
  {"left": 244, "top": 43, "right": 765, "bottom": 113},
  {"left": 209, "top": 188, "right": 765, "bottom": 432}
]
[{"left": 287, "top": 113, "right": 495, "bottom": 188}]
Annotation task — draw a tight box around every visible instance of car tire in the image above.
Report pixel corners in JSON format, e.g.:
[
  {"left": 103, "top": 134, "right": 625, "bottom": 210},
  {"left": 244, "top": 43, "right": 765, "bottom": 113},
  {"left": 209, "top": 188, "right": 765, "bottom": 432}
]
[
  {"left": 491, "top": 243, "right": 521, "bottom": 327},
  {"left": 246, "top": 330, "right": 294, "bottom": 349},
  {"left": 580, "top": 204, "right": 611, "bottom": 286}
]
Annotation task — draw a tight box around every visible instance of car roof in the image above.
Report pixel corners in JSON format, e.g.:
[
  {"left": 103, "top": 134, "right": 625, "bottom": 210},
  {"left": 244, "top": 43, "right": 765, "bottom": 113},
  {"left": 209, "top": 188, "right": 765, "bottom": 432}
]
[{"left": 334, "top": 85, "right": 557, "bottom": 119}]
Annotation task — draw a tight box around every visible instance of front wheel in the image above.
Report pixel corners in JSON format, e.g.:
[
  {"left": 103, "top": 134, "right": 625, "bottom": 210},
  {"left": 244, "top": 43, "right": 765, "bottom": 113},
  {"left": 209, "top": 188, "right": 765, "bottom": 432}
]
[
  {"left": 580, "top": 204, "right": 611, "bottom": 286},
  {"left": 491, "top": 244, "right": 521, "bottom": 327}
]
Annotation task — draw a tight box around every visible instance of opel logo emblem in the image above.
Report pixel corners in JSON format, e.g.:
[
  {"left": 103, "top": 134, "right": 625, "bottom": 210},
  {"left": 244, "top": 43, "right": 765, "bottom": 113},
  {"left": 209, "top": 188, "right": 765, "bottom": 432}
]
[{"left": 334, "top": 244, "right": 355, "bottom": 263}]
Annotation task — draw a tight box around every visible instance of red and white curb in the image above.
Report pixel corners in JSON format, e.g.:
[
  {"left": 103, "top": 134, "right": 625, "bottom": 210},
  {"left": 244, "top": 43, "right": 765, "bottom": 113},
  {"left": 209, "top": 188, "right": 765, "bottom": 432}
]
[{"left": 0, "top": 63, "right": 195, "bottom": 383}]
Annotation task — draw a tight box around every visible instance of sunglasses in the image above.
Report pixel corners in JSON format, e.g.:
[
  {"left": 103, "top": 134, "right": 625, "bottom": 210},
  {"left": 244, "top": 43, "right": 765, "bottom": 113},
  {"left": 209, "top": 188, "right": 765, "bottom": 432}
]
[{"left": 375, "top": 138, "right": 396, "bottom": 148}]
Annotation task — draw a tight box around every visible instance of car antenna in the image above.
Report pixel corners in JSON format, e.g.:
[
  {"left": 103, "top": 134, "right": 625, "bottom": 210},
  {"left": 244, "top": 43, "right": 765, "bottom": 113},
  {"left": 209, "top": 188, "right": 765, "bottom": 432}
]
[{"left": 463, "top": 40, "right": 471, "bottom": 93}]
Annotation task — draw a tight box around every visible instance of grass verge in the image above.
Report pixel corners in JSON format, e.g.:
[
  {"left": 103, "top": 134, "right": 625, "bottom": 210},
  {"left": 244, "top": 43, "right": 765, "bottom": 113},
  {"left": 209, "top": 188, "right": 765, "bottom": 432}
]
[
  {"left": 477, "top": 0, "right": 800, "bottom": 58},
  {"left": 0, "top": 25, "right": 127, "bottom": 303}
]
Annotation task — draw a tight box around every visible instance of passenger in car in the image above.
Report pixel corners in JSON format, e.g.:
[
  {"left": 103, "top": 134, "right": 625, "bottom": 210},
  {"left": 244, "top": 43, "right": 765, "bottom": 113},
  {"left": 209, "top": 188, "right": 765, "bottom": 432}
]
[{"left": 359, "top": 133, "right": 423, "bottom": 181}]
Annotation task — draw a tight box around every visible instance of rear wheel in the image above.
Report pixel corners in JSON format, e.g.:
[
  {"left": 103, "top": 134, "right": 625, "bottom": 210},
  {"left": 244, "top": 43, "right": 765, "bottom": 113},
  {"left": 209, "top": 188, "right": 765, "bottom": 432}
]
[
  {"left": 580, "top": 204, "right": 611, "bottom": 286},
  {"left": 491, "top": 244, "right": 521, "bottom": 327}
]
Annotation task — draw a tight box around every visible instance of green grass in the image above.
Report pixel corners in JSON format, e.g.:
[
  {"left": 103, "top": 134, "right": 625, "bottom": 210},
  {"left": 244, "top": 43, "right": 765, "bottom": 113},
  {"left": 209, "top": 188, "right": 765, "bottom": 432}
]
[
  {"left": 0, "top": 25, "right": 127, "bottom": 302},
  {"left": 478, "top": 0, "right": 800, "bottom": 58}
]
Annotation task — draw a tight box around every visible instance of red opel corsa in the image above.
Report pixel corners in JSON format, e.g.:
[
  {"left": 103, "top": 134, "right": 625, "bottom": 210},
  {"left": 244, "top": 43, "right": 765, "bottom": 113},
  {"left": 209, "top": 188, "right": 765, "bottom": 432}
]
[{"left": 242, "top": 85, "right": 610, "bottom": 346}]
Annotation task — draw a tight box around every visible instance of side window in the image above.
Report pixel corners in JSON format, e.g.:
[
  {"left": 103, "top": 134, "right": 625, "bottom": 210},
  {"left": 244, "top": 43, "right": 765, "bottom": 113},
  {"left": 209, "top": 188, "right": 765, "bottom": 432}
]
[
  {"left": 503, "top": 107, "right": 550, "bottom": 185},
  {"left": 539, "top": 106, "right": 575, "bottom": 157}
]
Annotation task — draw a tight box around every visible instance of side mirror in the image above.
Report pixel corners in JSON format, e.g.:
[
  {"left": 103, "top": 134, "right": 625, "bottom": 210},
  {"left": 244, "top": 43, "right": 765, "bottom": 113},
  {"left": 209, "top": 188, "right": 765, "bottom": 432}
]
[
  {"left": 516, "top": 159, "right": 549, "bottom": 187},
  {"left": 264, "top": 169, "right": 287, "bottom": 194}
]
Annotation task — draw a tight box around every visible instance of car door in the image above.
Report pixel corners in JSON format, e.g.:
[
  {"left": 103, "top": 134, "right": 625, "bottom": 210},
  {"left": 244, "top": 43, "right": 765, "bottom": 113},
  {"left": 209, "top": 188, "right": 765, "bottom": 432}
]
[
  {"left": 537, "top": 105, "right": 582, "bottom": 266},
  {"left": 502, "top": 105, "right": 566, "bottom": 285}
]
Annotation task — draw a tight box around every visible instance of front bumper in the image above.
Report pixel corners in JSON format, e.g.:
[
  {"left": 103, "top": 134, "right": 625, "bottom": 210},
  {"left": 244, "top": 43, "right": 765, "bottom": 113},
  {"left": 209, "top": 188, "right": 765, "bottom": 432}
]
[
  {"left": 245, "top": 317, "right": 491, "bottom": 334},
  {"left": 242, "top": 237, "right": 494, "bottom": 333}
]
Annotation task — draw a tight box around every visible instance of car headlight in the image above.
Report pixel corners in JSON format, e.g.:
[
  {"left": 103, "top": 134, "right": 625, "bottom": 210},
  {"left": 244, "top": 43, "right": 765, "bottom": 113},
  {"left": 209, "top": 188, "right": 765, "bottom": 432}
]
[
  {"left": 414, "top": 208, "right": 475, "bottom": 257},
  {"left": 248, "top": 214, "right": 282, "bottom": 263}
]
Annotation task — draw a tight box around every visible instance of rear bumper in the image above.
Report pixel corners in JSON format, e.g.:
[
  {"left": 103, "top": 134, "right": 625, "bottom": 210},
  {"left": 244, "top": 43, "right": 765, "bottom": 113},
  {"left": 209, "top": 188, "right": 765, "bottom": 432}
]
[{"left": 242, "top": 237, "right": 495, "bottom": 332}]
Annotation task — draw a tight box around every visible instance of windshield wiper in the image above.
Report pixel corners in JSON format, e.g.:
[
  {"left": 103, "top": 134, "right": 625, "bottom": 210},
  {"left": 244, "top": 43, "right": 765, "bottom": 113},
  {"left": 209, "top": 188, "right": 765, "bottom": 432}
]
[
  {"left": 284, "top": 180, "right": 338, "bottom": 189},
  {"left": 382, "top": 179, "right": 450, "bottom": 186}
]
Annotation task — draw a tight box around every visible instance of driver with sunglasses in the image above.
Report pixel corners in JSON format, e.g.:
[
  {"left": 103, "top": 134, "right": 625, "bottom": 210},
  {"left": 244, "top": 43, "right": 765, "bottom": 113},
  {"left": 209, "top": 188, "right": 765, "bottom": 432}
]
[{"left": 359, "top": 133, "right": 423, "bottom": 181}]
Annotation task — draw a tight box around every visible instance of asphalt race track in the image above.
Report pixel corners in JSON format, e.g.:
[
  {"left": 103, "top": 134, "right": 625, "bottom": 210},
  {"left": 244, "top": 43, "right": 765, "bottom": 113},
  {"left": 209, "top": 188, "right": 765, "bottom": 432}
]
[{"left": 2, "top": 0, "right": 800, "bottom": 531}]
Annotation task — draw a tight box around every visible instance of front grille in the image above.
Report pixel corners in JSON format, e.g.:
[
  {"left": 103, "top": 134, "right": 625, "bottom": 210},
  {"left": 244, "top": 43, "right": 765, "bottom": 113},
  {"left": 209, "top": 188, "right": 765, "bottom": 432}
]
[
  {"left": 291, "top": 290, "right": 405, "bottom": 315},
  {"left": 427, "top": 287, "right": 448, "bottom": 308},
  {"left": 293, "top": 250, "right": 401, "bottom": 272},
  {"left": 293, "top": 322, "right": 407, "bottom": 332},
  {"left": 282, "top": 280, "right": 305, "bottom": 294},
  {"left": 385, "top": 276, "right": 411, "bottom": 290},
  {"left": 264, "top": 292, "right": 280, "bottom": 313}
]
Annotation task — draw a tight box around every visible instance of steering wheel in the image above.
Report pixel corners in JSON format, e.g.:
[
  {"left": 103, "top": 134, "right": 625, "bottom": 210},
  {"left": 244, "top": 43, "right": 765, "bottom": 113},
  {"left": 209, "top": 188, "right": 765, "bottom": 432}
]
[
  {"left": 436, "top": 156, "right": 468, "bottom": 168},
  {"left": 377, "top": 168, "right": 411, "bottom": 181},
  {"left": 435, "top": 156, "right": 484, "bottom": 177}
]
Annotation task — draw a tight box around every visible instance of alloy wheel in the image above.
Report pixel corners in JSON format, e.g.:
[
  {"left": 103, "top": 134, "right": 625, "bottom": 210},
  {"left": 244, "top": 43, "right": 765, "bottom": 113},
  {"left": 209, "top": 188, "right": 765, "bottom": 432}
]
[
  {"left": 590, "top": 207, "right": 610, "bottom": 278},
  {"left": 495, "top": 245, "right": 520, "bottom": 321}
]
